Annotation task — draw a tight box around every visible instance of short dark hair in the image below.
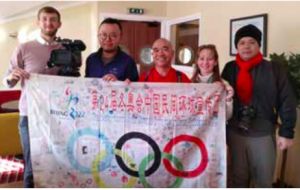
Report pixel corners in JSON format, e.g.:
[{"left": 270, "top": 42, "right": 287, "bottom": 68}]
[
  {"left": 99, "top": 18, "right": 122, "bottom": 32},
  {"left": 37, "top": 6, "right": 61, "bottom": 22}
]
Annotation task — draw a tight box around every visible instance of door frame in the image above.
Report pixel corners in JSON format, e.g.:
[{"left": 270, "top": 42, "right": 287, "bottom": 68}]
[
  {"left": 100, "top": 12, "right": 166, "bottom": 21},
  {"left": 100, "top": 13, "right": 166, "bottom": 36},
  {"left": 91, "top": 13, "right": 166, "bottom": 52},
  {"left": 165, "top": 13, "right": 202, "bottom": 45},
  {"left": 165, "top": 13, "right": 202, "bottom": 77}
]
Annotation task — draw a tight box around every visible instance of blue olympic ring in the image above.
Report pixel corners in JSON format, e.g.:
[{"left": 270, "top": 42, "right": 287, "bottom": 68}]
[{"left": 67, "top": 128, "right": 113, "bottom": 173}]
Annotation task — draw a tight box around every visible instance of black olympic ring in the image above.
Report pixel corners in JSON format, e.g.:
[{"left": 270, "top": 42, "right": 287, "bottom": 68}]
[{"left": 115, "top": 132, "right": 162, "bottom": 177}]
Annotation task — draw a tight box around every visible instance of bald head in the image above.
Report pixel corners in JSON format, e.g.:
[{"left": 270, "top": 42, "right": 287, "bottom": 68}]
[
  {"left": 151, "top": 38, "right": 174, "bottom": 68},
  {"left": 152, "top": 38, "right": 172, "bottom": 50}
]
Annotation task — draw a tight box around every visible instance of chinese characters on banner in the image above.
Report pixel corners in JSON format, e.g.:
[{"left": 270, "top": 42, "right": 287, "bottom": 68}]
[{"left": 26, "top": 74, "right": 226, "bottom": 188}]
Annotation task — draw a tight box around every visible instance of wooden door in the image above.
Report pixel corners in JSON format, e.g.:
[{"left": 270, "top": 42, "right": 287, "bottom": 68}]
[{"left": 119, "top": 20, "right": 161, "bottom": 74}]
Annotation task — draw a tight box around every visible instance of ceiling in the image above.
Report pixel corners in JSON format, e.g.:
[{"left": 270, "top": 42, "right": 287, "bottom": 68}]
[
  {"left": 0, "top": 2, "right": 47, "bottom": 21},
  {"left": 0, "top": 1, "right": 81, "bottom": 23}
]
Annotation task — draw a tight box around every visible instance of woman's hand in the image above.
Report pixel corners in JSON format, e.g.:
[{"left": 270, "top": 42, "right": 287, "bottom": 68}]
[{"left": 225, "top": 85, "right": 234, "bottom": 102}]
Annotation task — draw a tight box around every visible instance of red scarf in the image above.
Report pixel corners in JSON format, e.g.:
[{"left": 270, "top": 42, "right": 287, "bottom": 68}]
[{"left": 236, "top": 52, "right": 263, "bottom": 105}]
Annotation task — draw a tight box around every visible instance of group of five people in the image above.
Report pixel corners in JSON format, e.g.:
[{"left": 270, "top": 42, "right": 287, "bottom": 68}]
[{"left": 3, "top": 6, "right": 297, "bottom": 188}]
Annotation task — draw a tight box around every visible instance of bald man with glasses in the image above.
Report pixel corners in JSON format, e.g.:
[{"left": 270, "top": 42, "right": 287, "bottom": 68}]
[{"left": 85, "top": 18, "right": 138, "bottom": 82}]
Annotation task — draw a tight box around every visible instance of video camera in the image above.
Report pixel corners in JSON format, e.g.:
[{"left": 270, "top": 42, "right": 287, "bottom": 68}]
[{"left": 48, "top": 38, "right": 86, "bottom": 77}]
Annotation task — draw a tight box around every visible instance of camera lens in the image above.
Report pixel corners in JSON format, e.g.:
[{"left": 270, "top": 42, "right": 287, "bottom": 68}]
[{"left": 237, "top": 105, "right": 256, "bottom": 131}]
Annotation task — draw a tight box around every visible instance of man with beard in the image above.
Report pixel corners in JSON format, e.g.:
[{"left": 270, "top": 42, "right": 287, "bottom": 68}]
[
  {"left": 85, "top": 18, "right": 138, "bottom": 82},
  {"left": 2, "top": 6, "right": 62, "bottom": 188}
]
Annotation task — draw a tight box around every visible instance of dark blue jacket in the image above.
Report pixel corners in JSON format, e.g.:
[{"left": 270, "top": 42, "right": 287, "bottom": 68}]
[{"left": 85, "top": 48, "right": 138, "bottom": 81}]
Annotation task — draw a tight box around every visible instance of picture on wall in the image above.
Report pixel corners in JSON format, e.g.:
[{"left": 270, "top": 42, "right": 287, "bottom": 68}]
[{"left": 230, "top": 14, "right": 268, "bottom": 56}]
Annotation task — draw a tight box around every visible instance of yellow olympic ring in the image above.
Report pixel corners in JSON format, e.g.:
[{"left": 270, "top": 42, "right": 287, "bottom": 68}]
[{"left": 92, "top": 149, "right": 138, "bottom": 187}]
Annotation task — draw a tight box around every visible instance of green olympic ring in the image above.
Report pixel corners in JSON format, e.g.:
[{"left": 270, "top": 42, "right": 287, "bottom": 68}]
[
  {"left": 138, "top": 153, "right": 184, "bottom": 188},
  {"left": 92, "top": 151, "right": 184, "bottom": 187},
  {"left": 91, "top": 149, "right": 138, "bottom": 188}
]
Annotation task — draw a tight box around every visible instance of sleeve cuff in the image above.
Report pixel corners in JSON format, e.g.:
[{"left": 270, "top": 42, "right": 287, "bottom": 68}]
[
  {"left": 2, "top": 76, "right": 14, "bottom": 88},
  {"left": 279, "top": 128, "right": 294, "bottom": 139}
]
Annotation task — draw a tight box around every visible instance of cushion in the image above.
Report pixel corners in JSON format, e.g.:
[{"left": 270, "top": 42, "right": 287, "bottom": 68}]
[
  {"left": 0, "top": 112, "right": 22, "bottom": 156},
  {"left": 0, "top": 155, "right": 24, "bottom": 184}
]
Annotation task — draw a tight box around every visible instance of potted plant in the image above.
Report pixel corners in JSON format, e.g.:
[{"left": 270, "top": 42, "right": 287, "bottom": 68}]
[
  {"left": 270, "top": 53, "right": 300, "bottom": 107},
  {"left": 269, "top": 52, "right": 300, "bottom": 188}
]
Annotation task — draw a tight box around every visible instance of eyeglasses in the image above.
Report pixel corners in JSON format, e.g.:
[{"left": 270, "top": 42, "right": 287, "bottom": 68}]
[{"left": 98, "top": 33, "right": 119, "bottom": 40}]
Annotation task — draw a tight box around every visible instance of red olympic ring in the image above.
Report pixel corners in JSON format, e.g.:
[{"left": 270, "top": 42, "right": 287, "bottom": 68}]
[{"left": 163, "top": 134, "right": 208, "bottom": 178}]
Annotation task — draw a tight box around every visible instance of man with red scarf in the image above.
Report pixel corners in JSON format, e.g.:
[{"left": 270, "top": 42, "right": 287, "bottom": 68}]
[
  {"left": 139, "top": 38, "right": 191, "bottom": 83},
  {"left": 222, "top": 24, "right": 297, "bottom": 187}
]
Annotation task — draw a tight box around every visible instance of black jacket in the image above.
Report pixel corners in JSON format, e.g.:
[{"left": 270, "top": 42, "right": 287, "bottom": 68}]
[{"left": 222, "top": 59, "right": 297, "bottom": 138}]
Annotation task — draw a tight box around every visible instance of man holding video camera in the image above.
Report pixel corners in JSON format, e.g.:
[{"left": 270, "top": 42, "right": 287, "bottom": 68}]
[
  {"left": 222, "top": 24, "right": 297, "bottom": 187},
  {"left": 2, "top": 6, "right": 62, "bottom": 188}
]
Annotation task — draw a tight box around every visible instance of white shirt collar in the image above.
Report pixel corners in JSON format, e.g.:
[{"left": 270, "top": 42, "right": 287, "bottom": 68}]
[
  {"left": 36, "top": 34, "right": 59, "bottom": 45},
  {"left": 198, "top": 73, "right": 213, "bottom": 83}
]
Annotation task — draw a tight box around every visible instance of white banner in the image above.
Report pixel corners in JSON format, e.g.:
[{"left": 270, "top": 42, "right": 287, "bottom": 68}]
[{"left": 26, "top": 74, "right": 226, "bottom": 188}]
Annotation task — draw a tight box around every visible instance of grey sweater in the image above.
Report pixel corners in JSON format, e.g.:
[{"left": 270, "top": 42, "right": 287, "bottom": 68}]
[{"left": 3, "top": 37, "right": 61, "bottom": 116}]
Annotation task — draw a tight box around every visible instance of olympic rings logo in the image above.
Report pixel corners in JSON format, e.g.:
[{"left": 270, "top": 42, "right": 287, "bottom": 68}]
[{"left": 67, "top": 129, "right": 208, "bottom": 187}]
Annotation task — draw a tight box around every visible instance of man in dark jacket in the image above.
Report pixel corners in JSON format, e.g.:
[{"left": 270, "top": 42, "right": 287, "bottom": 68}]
[
  {"left": 85, "top": 18, "right": 138, "bottom": 82},
  {"left": 222, "top": 24, "right": 297, "bottom": 187}
]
